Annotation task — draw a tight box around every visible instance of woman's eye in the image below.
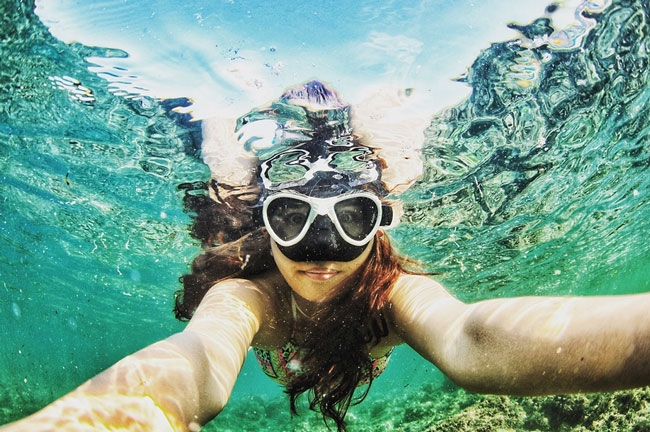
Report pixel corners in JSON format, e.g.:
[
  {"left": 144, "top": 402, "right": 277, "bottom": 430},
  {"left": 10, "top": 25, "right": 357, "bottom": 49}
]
[
  {"left": 288, "top": 213, "right": 306, "bottom": 225},
  {"left": 338, "top": 209, "right": 361, "bottom": 224}
]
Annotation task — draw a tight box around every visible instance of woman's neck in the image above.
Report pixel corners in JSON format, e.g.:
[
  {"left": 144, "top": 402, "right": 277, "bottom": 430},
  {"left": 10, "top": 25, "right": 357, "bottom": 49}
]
[{"left": 290, "top": 290, "right": 321, "bottom": 319}]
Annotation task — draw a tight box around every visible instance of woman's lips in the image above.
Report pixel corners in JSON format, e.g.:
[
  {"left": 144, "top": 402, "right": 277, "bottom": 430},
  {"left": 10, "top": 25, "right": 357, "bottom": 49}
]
[{"left": 301, "top": 268, "right": 339, "bottom": 281}]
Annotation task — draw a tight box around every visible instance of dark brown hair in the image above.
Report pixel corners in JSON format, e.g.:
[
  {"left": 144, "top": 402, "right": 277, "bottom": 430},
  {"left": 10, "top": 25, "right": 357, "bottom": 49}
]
[
  {"left": 174, "top": 181, "right": 414, "bottom": 431},
  {"left": 174, "top": 227, "right": 274, "bottom": 320},
  {"left": 285, "top": 232, "right": 408, "bottom": 431}
]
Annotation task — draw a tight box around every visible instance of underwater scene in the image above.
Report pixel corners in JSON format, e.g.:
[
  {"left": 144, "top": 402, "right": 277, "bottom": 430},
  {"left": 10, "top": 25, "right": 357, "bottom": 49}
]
[{"left": 2, "top": 0, "right": 650, "bottom": 430}]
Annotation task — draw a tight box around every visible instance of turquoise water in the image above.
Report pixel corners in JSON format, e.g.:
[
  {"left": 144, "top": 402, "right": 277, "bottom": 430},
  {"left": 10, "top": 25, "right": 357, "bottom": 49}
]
[{"left": 2, "top": 0, "right": 650, "bottom": 430}]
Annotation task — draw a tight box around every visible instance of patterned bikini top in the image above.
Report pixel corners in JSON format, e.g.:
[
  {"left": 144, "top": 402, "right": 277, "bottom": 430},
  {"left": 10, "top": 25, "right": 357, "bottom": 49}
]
[
  {"left": 252, "top": 295, "right": 393, "bottom": 387},
  {"left": 252, "top": 341, "right": 392, "bottom": 387}
]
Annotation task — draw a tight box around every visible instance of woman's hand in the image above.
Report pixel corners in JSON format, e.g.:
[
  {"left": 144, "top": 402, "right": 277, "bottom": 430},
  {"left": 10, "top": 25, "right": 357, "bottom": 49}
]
[
  {"left": 389, "top": 274, "right": 650, "bottom": 396},
  {"left": 1, "top": 278, "right": 268, "bottom": 431}
]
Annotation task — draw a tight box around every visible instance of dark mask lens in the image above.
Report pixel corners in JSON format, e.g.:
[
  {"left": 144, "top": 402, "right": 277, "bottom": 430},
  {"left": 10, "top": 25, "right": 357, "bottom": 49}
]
[
  {"left": 266, "top": 197, "right": 311, "bottom": 242},
  {"left": 334, "top": 197, "right": 379, "bottom": 241}
]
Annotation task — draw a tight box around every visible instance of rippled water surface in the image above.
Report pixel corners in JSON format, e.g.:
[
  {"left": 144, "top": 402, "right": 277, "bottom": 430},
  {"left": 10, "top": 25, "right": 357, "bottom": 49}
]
[{"left": 2, "top": 0, "right": 650, "bottom": 430}]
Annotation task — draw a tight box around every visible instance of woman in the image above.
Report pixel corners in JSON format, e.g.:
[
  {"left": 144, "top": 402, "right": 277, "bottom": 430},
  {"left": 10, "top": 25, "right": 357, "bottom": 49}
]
[{"left": 3, "top": 81, "right": 650, "bottom": 432}]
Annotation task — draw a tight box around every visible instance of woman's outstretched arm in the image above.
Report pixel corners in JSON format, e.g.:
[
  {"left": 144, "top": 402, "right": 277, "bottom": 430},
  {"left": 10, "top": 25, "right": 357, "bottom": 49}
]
[
  {"left": 1, "top": 278, "right": 268, "bottom": 431},
  {"left": 390, "top": 274, "right": 650, "bottom": 396}
]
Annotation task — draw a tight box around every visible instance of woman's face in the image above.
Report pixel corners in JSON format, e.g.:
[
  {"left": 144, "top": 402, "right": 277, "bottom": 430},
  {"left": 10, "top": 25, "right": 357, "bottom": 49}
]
[{"left": 271, "top": 238, "right": 374, "bottom": 303}]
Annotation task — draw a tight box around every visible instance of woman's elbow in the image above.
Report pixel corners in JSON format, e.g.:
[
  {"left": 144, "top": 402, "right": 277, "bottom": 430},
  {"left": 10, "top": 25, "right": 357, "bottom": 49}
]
[{"left": 435, "top": 315, "right": 520, "bottom": 395}]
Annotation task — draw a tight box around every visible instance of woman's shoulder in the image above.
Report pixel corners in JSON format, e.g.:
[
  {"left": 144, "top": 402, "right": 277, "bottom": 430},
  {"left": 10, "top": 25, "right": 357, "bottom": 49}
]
[
  {"left": 365, "top": 274, "right": 430, "bottom": 351},
  {"left": 392, "top": 272, "right": 447, "bottom": 294},
  {"left": 192, "top": 271, "right": 288, "bottom": 325},
  {"left": 194, "top": 271, "right": 292, "bottom": 348},
  {"left": 386, "top": 273, "right": 458, "bottom": 324}
]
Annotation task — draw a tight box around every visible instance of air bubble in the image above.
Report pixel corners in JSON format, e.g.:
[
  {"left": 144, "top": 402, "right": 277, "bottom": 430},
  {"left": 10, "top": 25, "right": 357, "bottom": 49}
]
[{"left": 11, "top": 302, "right": 21, "bottom": 318}]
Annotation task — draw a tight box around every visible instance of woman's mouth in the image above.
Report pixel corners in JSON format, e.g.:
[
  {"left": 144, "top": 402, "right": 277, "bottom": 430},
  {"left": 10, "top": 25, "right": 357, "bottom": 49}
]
[{"left": 301, "top": 268, "right": 339, "bottom": 281}]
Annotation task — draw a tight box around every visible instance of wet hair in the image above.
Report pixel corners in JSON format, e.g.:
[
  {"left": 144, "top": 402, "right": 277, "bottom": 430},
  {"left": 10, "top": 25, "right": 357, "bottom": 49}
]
[
  {"left": 174, "top": 181, "right": 416, "bottom": 431},
  {"left": 177, "top": 179, "right": 262, "bottom": 248},
  {"left": 174, "top": 180, "right": 271, "bottom": 319},
  {"left": 173, "top": 227, "right": 273, "bottom": 320}
]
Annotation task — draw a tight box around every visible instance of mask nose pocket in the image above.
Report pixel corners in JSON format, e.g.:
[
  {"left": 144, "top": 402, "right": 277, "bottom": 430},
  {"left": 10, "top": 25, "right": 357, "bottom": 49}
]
[
  {"left": 311, "top": 215, "right": 338, "bottom": 242},
  {"left": 298, "top": 216, "right": 342, "bottom": 261},
  {"left": 278, "top": 215, "right": 368, "bottom": 262}
]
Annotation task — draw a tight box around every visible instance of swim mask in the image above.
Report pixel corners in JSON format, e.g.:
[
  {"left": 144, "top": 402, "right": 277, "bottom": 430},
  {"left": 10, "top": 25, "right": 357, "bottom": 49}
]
[{"left": 263, "top": 190, "right": 393, "bottom": 262}]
